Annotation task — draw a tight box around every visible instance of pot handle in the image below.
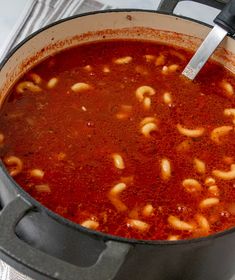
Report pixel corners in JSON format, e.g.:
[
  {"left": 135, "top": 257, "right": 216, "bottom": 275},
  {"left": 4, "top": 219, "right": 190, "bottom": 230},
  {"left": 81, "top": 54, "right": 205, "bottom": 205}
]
[
  {"left": 158, "top": 0, "right": 226, "bottom": 14},
  {"left": 214, "top": 0, "right": 235, "bottom": 35},
  {"left": 0, "top": 196, "right": 131, "bottom": 280}
]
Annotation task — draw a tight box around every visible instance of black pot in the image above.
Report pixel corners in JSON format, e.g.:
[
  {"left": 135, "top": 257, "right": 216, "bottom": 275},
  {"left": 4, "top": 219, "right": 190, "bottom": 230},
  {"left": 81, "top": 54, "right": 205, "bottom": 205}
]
[{"left": 0, "top": 1, "right": 235, "bottom": 279}]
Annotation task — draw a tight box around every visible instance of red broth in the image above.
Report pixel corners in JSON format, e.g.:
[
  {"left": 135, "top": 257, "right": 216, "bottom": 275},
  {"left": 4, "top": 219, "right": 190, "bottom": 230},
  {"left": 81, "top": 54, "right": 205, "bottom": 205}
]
[{"left": 1, "top": 40, "right": 235, "bottom": 240}]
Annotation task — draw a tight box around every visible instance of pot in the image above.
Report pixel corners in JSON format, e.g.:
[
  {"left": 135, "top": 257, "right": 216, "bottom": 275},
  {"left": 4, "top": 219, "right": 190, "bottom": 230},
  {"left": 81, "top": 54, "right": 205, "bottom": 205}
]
[{"left": 0, "top": 1, "right": 235, "bottom": 280}]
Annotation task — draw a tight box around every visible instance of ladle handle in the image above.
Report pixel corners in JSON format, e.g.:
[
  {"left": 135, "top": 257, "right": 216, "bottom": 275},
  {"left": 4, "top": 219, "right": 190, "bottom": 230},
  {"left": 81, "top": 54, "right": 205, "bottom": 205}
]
[{"left": 214, "top": 0, "right": 235, "bottom": 35}]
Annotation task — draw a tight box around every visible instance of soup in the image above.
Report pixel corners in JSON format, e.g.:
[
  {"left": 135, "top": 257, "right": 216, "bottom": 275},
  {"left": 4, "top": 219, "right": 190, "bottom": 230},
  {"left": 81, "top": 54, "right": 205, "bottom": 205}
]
[{"left": 1, "top": 40, "right": 235, "bottom": 241}]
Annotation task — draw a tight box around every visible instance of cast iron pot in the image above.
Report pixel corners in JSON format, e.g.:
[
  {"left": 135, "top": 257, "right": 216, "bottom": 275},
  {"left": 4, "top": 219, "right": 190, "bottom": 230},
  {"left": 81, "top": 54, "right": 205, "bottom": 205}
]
[{"left": 0, "top": 1, "right": 235, "bottom": 279}]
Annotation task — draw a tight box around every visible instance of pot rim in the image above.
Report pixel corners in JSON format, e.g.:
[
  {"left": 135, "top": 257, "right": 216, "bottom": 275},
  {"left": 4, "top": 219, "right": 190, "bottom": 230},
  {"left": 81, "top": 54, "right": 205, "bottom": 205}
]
[{"left": 1, "top": 8, "right": 234, "bottom": 246}]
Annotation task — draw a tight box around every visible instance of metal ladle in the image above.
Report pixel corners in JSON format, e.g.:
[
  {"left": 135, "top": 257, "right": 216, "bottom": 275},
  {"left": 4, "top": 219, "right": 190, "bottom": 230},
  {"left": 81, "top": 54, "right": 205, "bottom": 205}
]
[{"left": 182, "top": 0, "right": 235, "bottom": 80}]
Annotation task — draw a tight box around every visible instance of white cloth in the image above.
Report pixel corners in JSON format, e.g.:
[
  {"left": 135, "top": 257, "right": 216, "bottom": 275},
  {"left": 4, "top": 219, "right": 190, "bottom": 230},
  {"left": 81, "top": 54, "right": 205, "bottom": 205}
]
[{"left": 0, "top": 0, "right": 112, "bottom": 63}]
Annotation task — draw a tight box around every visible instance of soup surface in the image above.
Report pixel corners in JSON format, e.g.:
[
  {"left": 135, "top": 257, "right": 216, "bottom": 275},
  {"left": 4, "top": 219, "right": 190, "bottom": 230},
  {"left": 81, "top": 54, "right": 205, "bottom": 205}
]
[{"left": 1, "top": 40, "right": 235, "bottom": 240}]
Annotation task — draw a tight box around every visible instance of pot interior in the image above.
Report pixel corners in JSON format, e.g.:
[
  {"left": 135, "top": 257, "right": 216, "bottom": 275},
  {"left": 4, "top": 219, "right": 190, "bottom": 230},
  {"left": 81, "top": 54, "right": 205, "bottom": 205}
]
[
  {"left": 1, "top": 10, "right": 235, "bottom": 242},
  {"left": 1, "top": 10, "right": 235, "bottom": 105}
]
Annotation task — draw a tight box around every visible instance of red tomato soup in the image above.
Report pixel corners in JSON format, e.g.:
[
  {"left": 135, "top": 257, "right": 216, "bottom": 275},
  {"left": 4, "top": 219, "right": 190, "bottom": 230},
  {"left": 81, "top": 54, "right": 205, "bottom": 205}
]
[{"left": 1, "top": 40, "right": 235, "bottom": 240}]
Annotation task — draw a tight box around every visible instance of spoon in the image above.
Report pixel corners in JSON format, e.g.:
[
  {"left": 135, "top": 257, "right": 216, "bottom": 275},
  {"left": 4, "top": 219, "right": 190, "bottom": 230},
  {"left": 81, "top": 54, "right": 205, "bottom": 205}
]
[{"left": 182, "top": 0, "right": 235, "bottom": 80}]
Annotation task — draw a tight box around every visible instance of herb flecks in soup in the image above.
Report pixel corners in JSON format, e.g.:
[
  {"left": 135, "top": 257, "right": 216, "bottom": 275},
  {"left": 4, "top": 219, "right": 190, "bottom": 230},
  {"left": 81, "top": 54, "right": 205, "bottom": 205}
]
[{"left": 1, "top": 40, "right": 235, "bottom": 240}]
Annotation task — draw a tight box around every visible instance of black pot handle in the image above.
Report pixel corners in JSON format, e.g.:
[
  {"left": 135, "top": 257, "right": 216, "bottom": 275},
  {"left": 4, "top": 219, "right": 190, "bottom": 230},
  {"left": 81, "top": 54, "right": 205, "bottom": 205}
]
[
  {"left": 214, "top": 0, "right": 235, "bottom": 34},
  {"left": 0, "top": 196, "right": 131, "bottom": 280},
  {"left": 158, "top": 0, "right": 226, "bottom": 14}
]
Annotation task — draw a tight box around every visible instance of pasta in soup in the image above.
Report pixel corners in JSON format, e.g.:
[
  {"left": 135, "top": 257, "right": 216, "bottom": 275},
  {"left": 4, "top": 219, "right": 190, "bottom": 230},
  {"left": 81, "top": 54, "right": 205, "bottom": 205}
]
[{"left": 1, "top": 40, "right": 235, "bottom": 240}]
